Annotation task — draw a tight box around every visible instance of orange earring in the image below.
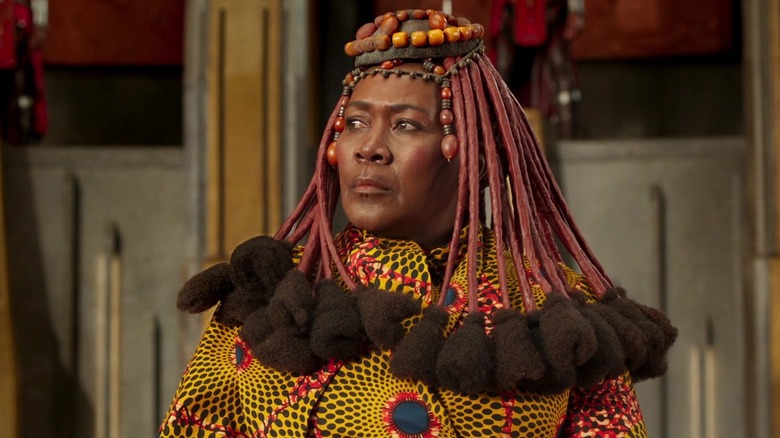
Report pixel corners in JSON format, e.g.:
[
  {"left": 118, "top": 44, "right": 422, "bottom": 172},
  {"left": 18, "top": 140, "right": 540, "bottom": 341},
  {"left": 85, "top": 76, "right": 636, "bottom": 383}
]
[
  {"left": 441, "top": 134, "right": 458, "bottom": 160},
  {"left": 327, "top": 141, "right": 338, "bottom": 166},
  {"left": 328, "top": 88, "right": 352, "bottom": 168},
  {"left": 439, "top": 79, "right": 458, "bottom": 160}
]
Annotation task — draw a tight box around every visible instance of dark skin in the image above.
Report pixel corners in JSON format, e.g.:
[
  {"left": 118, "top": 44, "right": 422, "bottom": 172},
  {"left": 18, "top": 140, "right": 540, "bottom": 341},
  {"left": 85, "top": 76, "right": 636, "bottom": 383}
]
[{"left": 337, "top": 64, "right": 460, "bottom": 250}]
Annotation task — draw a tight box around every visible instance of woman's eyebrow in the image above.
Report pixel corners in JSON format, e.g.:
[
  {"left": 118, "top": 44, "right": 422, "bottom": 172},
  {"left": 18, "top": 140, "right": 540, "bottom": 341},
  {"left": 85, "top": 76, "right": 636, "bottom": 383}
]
[{"left": 347, "top": 100, "right": 432, "bottom": 116}]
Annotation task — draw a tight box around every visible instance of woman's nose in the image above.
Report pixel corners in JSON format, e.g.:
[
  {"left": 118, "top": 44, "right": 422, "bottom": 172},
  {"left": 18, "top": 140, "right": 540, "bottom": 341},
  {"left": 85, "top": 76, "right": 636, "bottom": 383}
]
[{"left": 355, "top": 129, "right": 391, "bottom": 164}]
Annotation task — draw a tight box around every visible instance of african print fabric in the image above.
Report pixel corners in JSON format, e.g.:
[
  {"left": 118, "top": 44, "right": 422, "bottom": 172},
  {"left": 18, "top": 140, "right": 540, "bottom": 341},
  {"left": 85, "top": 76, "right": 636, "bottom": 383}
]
[{"left": 159, "top": 225, "right": 647, "bottom": 437}]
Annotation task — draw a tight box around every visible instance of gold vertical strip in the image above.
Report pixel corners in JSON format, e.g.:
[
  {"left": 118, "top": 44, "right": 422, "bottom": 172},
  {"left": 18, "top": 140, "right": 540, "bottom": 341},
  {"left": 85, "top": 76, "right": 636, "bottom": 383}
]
[
  {"left": 223, "top": 0, "right": 263, "bottom": 254},
  {"left": 771, "top": 0, "right": 780, "bottom": 435},
  {"left": 205, "top": 0, "right": 284, "bottom": 265},
  {"left": 0, "top": 157, "right": 17, "bottom": 438},
  {"left": 206, "top": 3, "right": 228, "bottom": 262}
]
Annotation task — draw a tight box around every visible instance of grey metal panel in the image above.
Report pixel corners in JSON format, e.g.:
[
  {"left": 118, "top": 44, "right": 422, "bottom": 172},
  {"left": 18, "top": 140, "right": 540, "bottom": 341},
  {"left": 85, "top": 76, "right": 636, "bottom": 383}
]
[
  {"left": 4, "top": 147, "right": 189, "bottom": 437},
  {"left": 554, "top": 138, "right": 746, "bottom": 437}
]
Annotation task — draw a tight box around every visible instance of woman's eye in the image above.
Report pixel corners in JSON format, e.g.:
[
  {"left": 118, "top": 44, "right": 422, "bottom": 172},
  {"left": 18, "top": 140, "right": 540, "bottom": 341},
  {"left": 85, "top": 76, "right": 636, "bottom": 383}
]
[
  {"left": 346, "top": 118, "right": 367, "bottom": 129},
  {"left": 395, "top": 120, "right": 419, "bottom": 131}
]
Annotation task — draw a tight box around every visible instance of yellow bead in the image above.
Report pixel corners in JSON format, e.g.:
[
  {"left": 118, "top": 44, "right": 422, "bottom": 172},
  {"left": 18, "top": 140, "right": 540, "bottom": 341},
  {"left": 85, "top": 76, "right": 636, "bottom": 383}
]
[
  {"left": 411, "top": 30, "right": 428, "bottom": 47},
  {"left": 443, "top": 27, "right": 461, "bottom": 42},
  {"left": 427, "top": 29, "right": 444, "bottom": 46},
  {"left": 392, "top": 32, "right": 409, "bottom": 48}
]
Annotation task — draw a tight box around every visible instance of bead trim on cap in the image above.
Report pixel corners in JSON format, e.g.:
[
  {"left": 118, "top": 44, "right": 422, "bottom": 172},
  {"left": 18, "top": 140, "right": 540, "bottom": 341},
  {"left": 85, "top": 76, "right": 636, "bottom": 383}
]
[{"left": 346, "top": 9, "right": 485, "bottom": 67}]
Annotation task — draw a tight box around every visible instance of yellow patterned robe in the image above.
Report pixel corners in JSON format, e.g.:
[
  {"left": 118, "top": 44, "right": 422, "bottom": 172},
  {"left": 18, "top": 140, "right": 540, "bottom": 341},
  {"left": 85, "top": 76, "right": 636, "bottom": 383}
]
[{"left": 159, "top": 225, "right": 647, "bottom": 437}]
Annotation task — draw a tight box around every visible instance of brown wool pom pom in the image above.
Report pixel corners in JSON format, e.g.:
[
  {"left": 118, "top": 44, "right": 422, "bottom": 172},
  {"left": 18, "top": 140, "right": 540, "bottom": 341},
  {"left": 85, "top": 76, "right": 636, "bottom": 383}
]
[
  {"left": 389, "top": 305, "right": 449, "bottom": 385},
  {"left": 309, "top": 280, "right": 366, "bottom": 360},
  {"left": 631, "top": 354, "right": 670, "bottom": 381},
  {"left": 215, "top": 286, "right": 266, "bottom": 327},
  {"left": 253, "top": 331, "right": 321, "bottom": 375},
  {"left": 625, "top": 299, "right": 677, "bottom": 381},
  {"left": 436, "top": 313, "right": 494, "bottom": 394},
  {"left": 229, "top": 236, "right": 294, "bottom": 299},
  {"left": 601, "top": 290, "right": 666, "bottom": 364},
  {"left": 267, "top": 270, "right": 316, "bottom": 336},
  {"left": 239, "top": 306, "right": 273, "bottom": 347},
  {"left": 589, "top": 301, "right": 648, "bottom": 371},
  {"left": 574, "top": 304, "right": 626, "bottom": 387},
  {"left": 491, "top": 309, "right": 545, "bottom": 391},
  {"left": 176, "top": 262, "right": 233, "bottom": 314},
  {"left": 634, "top": 301, "right": 678, "bottom": 352},
  {"left": 354, "top": 285, "right": 421, "bottom": 349},
  {"left": 537, "top": 294, "right": 598, "bottom": 373}
]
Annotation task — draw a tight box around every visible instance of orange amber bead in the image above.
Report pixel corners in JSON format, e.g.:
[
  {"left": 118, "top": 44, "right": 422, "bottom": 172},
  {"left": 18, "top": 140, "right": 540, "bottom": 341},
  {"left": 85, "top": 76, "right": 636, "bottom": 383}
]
[
  {"left": 380, "top": 60, "right": 394, "bottom": 70},
  {"left": 441, "top": 87, "right": 452, "bottom": 100},
  {"left": 380, "top": 15, "right": 399, "bottom": 35},
  {"left": 358, "top": 37, "right": 375, "bottom": 52},
  {"left": 392, "top": 32, "right": 409, "bottom": 48},
  {"left": 411, "top": 31, "right": 428, "bottom": 47},
  {"left": 428, "top": 12, "right": 447, "bottom": 30},
  {"left": 344, "top": 72, "right": 354, "bottom": 84},
  {"left": 433, "top": 65, "right": 446, "bottom": 75},
  {"left": 327, "top": 142, "right": 338, "bottom": 166},
  {"left": 375, "top": 34, "right": 392, "bottom": 51},
  {"left": 471, "top": 23, "right": 484, "bottom": 39},
  {"left": 412, "top": 9, "right": 427, "bottom": 19},
  {"left": 456, "top": 16, "right": 471, "bottom": 26},
  {"left": 426, "top": 9, "right": 437, "bottom": 17},
  {"left": 344, "top": 41, "right": 361, "bottom": 57},
  {"left": 441, "top": 134, "right": 459, "bottom": 160},
  {"left": 356, "top": 22, "right": 377, "bottom": 39},
  {"left": 458, "top": 26, "right": 472, "bottom": 40},
  {"left": 427, "top": 29, "right": 444, "bottom": 46},
  {"left": 443, "top": 27, "right": 461, "bottom": 42},
  {"left": 396, "top": 10, "right": 409, "bottom": 21},
  {"left": 339, "top": 95, "right": 350, "bottom": 107},
  {"left": 334, "top": 117, "right": 346, "bottom": 132},
  {"left": 439, "top": 109, "right": 454, "bottom": 126}
]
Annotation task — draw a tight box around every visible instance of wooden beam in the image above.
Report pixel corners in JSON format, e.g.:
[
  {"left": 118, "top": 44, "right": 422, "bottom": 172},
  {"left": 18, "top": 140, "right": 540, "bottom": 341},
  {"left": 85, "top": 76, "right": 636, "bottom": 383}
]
[{"left": 205, "top": 0, "right": 283, "bottom": 263}]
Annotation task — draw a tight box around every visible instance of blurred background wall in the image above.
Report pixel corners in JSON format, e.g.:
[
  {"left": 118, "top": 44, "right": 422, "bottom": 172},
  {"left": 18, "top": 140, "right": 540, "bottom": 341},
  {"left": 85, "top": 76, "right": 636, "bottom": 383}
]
[{"left": 0, "top": 0, "right": 777, "bottom": 436}]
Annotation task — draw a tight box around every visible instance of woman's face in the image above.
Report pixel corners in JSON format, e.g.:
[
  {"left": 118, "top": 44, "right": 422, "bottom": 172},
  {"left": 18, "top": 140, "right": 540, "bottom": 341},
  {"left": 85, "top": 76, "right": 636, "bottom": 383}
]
[{"left": 337, "top": 65, "right": 460, "bottom": 250}]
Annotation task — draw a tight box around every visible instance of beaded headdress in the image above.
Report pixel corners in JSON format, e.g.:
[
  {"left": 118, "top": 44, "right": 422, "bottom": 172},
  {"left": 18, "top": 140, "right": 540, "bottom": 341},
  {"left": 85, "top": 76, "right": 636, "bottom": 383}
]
[
  {"left": 328, "top": 10, "right": 486, "bottom": 165},
  {"left": 177, "top": 10, "right": 677, "bottom": 395}
]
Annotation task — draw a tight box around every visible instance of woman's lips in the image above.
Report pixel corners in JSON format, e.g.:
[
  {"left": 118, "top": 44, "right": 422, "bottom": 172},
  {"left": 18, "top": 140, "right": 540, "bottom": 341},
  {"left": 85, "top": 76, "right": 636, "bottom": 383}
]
[{"left": 352, "top": 177, "right": 390, "bottom": 194}]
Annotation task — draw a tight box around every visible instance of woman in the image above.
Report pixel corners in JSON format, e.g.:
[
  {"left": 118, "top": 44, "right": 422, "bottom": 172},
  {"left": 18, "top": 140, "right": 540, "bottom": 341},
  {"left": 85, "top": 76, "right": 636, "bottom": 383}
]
[{"left": 159, "top": 10, "right": 675, "bottom": 437}]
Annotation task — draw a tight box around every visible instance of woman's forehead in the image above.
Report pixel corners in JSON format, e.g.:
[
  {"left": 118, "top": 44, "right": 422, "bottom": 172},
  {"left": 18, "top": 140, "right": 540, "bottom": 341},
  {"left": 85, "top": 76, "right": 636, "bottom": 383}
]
[{"left": 349, "top": 75, "right": 439, "bottom": 112}]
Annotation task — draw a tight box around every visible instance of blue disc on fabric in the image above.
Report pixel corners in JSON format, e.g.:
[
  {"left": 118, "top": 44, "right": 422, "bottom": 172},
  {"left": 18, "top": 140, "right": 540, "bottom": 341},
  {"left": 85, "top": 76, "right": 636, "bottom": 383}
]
[
  {"left": 392, "top": 401, "right": 430, "bottom": 435},
  {"left": 235, "top": 342, "right": 245, "bottom": 366},
  {"left": 443, "top": 288, "right": 457, "bottom": 306}
]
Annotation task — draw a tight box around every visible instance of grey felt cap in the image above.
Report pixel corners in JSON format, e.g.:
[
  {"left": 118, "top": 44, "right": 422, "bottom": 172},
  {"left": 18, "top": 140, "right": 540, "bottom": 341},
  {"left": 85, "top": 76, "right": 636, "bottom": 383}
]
[{"left": 354, "top": 18, "right": 482, "bottom": 67}]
